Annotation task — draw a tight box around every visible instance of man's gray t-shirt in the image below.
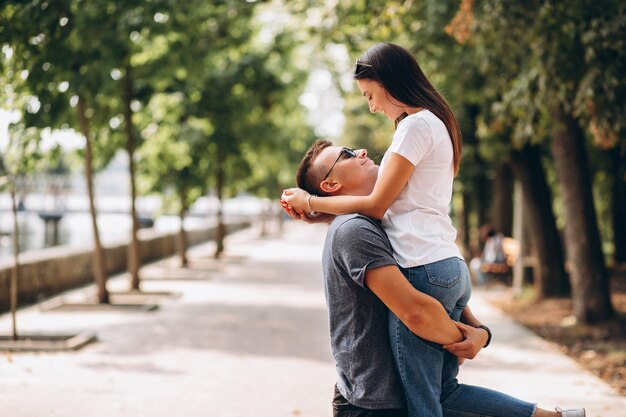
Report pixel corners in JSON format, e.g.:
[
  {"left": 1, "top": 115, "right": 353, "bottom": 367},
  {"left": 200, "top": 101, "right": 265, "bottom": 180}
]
[{"left": 322, "top": 214, "right": 406, "bottom": 409}]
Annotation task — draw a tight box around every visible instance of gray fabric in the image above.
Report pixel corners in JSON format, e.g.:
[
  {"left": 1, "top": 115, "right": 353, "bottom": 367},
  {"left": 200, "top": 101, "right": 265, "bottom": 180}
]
[{"left": 322, "top": 214, "right": 406, "bottom": 410}]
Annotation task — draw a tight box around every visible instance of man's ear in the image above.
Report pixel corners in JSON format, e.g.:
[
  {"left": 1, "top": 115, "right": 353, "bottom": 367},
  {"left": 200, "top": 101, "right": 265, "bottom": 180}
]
[{"left": 320, "top": 179, "right": 342, "bottom": 194}]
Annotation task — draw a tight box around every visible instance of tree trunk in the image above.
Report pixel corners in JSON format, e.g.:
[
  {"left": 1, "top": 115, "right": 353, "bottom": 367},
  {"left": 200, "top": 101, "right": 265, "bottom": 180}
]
[
  {"left": 124, "top": 65, "right": 141, "bottom": 291},
  {"left": 77, "top": 97, "right": 109, "bottom": 304},
  {"left": 608, "top": 146, "right": 626, "bottom": 264},
  {"left": 214, "top": 153, "right": 225, "bottom": 259},
  {"left": 460, "top": 191, "right": 472, "bottom": 258},
  {"left": 10, "top": 186, "right": 20, "bottom": 341},
  {"left": 464, "top": 104, "right": 490, "bottom": 230},
  {"left": 550, "top": 107, "right": 613, "bottom": 323},
  {"left": 510, "top": 143, "right": 569, "bottom": 298},
  {"left": 475, "top": 174, "right": 490, "bottom": 232},
  {"left": 491, "top": 163, "right": 514, "bottom": 237},
  {"left": 178, "top": 185, "right": 189, "bottom": 267}
]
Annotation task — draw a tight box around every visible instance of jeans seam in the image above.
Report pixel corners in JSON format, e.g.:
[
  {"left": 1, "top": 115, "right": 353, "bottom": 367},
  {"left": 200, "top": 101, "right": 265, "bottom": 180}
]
[
  {"left": 442, "top": 402, "right": 536, "bottom": 417},
  {"left": 442, "top": 406, "right": 493, "bottom": 417},
  {"left": 394, "top": 316, "right": 406, "bottom": 383}
]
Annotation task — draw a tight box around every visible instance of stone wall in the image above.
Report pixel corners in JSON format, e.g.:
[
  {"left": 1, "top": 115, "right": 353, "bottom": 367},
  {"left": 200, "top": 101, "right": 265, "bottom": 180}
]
[{"left": 0, "top": 220, "right": 250, "bottom": 313}]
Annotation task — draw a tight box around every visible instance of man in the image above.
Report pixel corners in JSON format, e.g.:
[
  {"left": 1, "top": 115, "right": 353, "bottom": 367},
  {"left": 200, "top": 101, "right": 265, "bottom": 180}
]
[{"left": 282, "top": 140, "right": 584, "bottom": 417}]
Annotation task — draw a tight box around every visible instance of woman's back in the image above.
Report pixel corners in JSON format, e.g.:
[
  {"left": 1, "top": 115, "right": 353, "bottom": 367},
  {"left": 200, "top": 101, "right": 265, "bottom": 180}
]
[{"left": 380, "top": 110, "right": 461, "bottom": 268}]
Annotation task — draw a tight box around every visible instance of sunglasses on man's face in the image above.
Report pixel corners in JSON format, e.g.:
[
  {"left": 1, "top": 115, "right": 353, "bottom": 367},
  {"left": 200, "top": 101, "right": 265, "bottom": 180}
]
[{"left": 323, "top": 147, "right": 357, "bottom": 180}]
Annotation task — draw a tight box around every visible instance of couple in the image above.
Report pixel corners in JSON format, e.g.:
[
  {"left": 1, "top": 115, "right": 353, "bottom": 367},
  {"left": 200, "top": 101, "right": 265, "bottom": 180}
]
[
  {"left": 281, "top": 42, "right": 584, "bottom": 417},
  {"left": 283, "top": 140, "right": 584, "bottom": 417}
]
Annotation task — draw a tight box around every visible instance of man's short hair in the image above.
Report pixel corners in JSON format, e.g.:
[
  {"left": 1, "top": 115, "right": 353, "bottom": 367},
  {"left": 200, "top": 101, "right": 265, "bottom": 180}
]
[{"left": 296, "top": 139, "right": 332, "bottom": 196}]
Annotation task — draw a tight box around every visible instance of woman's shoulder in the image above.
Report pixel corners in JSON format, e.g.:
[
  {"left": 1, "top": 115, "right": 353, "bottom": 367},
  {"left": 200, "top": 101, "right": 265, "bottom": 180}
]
[
  {"left": 400, "top": 110, "right": 448, "bottom": 142},
  {"left": 404, "top": 109, "right": 443, "bottom": 127}
]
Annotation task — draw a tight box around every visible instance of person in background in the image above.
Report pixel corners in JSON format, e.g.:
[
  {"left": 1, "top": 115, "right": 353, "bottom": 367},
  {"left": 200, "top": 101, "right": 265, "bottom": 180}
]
[{"left": 469, "top": 224, "right": 520, "bottom": 285}]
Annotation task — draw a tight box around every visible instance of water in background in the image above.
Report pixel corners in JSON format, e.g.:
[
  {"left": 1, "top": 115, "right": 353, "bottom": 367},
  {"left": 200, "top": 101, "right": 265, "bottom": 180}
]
[{"left": 0, "top": 192, "right": 267, "bottom": 263}]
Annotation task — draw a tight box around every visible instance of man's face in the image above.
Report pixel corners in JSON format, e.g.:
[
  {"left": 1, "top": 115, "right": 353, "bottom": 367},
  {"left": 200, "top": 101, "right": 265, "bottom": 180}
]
[{"left": 315, "top": 145, "right": 378, "bottom": 196}]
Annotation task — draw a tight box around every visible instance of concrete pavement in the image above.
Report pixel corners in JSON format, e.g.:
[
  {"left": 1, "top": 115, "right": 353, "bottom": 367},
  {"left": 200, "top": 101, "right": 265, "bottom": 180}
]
[{"left": 0, "top": 221, "right": 624, "bottom": 417}]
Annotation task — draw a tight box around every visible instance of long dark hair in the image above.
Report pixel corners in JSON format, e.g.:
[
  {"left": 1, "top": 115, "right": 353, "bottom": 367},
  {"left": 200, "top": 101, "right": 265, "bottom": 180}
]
[{"left": 354, "top": 43, "right": 462, "bottom": 175}]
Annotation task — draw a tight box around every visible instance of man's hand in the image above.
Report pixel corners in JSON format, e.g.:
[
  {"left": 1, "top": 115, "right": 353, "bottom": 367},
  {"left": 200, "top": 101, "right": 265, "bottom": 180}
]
[{"left": 442, "top": 321, "right": 489, "bottom": 361}]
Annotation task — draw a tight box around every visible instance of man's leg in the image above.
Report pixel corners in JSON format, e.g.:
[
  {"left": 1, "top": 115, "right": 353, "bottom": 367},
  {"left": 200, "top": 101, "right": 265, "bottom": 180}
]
[{"left": 332, "top": 385, "right": 407, "bottom": 417}]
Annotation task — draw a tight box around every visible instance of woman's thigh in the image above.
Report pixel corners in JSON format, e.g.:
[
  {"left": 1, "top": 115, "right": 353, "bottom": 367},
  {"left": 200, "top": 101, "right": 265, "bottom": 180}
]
[{"left": 402, "top": 257, "right": 471, "bottom": 321}]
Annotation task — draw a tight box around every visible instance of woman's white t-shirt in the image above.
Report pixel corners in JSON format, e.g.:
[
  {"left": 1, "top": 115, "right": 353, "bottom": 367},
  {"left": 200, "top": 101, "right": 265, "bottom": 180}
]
[{"left": 379, "top": 110, "right": 463, "bottom": 268}]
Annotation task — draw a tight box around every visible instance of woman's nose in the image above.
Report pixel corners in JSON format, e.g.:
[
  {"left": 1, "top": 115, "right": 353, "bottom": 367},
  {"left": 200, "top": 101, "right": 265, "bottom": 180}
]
[{"left": 356, "top": 148, "right": 367, "bottom": 158}]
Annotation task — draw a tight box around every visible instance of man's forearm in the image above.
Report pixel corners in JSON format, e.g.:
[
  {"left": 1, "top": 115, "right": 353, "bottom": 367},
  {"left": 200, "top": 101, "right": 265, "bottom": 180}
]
[
  {"left": 400, "top": 295, "right": 464, "bottom": 345},
  {"left": 366, "top": 265, "right": 463, "bottom": 345}
]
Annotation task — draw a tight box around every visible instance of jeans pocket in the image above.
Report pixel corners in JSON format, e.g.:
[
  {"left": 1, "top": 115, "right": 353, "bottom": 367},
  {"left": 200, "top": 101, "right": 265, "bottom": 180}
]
[{"left": 424, "top": 258, "right": 461, "bottom": 288}]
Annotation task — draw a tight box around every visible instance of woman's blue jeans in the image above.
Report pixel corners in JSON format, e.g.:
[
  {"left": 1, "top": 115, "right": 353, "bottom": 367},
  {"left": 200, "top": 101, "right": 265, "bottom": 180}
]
[{"left": 389, "top": 257, "right": 536, "bottom": 417}]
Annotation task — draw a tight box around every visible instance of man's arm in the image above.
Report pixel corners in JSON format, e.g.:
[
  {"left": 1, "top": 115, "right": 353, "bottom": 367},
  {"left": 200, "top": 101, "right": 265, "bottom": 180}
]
[{"left": 365, "top": 264, "right": 464, "bottom": 345}]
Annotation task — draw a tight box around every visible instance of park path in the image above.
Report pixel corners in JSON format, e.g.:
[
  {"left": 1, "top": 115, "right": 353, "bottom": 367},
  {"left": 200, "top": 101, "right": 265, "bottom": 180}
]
[{"left": 0, "top": 221, "right": 624, "bottom": 417}]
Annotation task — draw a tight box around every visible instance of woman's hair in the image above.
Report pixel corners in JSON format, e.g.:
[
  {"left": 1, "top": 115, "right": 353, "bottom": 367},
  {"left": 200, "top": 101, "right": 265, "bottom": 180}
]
[
  {"left": 354, "top": 43, "right": 462, "bottom": 175},
  {"left": 296, "top": 139, "right": 332, "bottom": 196}
]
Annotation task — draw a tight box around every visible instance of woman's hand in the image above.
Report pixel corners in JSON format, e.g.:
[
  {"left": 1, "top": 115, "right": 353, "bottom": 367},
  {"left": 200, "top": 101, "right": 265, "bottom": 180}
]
[
  {"left": 280, "top": 199, "right": 334, "bottom": 224},
  {"left": 281, "top": 188, "right": 311, "bottom": 213},
  {"left": 442, "top": 321, "right": 488, "bottom": 360}
]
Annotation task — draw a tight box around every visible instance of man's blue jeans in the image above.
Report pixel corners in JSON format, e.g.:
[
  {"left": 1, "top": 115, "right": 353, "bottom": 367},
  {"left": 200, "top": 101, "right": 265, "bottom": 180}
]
[{"left": 389, "top": 257, "right": 536, "bottom": 417}]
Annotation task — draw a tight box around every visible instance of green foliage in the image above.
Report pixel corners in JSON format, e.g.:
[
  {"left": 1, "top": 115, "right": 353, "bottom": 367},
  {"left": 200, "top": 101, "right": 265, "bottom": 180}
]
[
  {"left": 2, "top": 124, "right": 42, "bottom": 179},
  {"left": 472, "top": 0, "right": 626, "bottom": 148},
  {"left": 1, "top": 0, "right": 316, "bottom": 212}
]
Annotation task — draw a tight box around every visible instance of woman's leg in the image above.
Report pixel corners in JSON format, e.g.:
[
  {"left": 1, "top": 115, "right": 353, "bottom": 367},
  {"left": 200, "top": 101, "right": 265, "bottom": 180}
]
[
  {"left": 440, "top": 378, "right": 566, "bottom": 417},
  {"left": 389, "top": 311, "right": 445, "bottom": 417},
  {"left": 390, "top": 258, "right": 471, "bottom": 417},
  {"left": 440, "top": 377, "right": 536, "bottom": 417},
  {"left": 439, "top": 262, "right": 534, "bottom": 417}
]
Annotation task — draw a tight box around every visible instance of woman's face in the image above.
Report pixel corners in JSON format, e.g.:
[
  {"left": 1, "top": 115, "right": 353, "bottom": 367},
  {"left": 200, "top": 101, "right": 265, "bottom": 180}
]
[{"left": 357, "top": 78, "right": 405, "bottom": 121}]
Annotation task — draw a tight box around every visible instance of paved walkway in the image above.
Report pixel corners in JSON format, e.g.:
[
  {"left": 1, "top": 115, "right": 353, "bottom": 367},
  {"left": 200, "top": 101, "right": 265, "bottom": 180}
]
[{"left": 0, "top": 221, "right": 624, "bottom": 417}]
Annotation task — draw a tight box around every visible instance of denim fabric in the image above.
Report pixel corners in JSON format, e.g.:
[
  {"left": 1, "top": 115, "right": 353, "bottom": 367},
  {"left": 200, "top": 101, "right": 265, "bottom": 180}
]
[
  {"left": 389, "top": 257, "right": 535, "bottom": 417},
  {"left": 333, "top": 385, "right": 408, "bottom": 417}
]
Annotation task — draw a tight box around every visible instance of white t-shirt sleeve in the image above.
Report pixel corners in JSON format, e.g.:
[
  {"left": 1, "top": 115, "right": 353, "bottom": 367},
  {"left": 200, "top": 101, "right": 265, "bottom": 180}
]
[{"left": 388, "top": 117, "right": 435, "bottom": 166}]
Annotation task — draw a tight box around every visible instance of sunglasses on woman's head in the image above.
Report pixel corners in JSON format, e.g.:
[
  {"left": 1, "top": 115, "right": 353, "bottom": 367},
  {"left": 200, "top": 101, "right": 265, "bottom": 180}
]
[
  {"left": 323, "top": 147, "right": 357, "bottom": 180},
  {"left": 354, "top": 60, "right": 374, "bottom": 76}
]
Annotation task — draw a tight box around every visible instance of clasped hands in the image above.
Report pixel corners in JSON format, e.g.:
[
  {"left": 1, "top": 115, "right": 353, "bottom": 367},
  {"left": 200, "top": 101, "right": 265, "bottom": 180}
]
[
  {"left": 444, "top": 321, "right": 489, "bottom": 365},
  {"left": 280, "top": 188, "right": 333, "bottom": 224}
]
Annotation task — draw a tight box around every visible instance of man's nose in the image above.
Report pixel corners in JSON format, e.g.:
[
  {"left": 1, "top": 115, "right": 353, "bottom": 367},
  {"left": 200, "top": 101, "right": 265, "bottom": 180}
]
[{"left": 356, "top": 148, "right": 367, "bottom": 158}]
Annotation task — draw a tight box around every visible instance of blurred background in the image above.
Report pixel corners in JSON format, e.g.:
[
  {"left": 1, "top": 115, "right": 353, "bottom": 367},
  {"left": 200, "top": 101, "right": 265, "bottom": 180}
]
[{"left": 0, "top": 0, "right": 625, "bottom": 329}]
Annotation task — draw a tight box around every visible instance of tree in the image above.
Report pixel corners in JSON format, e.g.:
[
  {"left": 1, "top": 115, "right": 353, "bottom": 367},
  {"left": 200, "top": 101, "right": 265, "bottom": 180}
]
[
  {"left": 0, "top": 124, "right": 42, "bottom": 340},
  {"left": 81, "top": 0, "right": 177, "bottom": 290},
  {"left": 162, "top": 1, "right": 314, "bottom": 257},
  {"left": 137, "top": 93, "right": 209, "bottom": 267},
  {"left": 509, "top": 143, "right": 569, "bottom": 297},
  {"left": 470, "top": 0, "right": 622, "bottom": 322},
  {"left": 0, "top": 0, "right": 125, "bottom": 304}
]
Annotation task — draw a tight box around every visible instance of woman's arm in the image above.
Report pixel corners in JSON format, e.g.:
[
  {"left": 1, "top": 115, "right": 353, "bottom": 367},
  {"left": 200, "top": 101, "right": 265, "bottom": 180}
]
[{"left": 283, "top": 152, "right": 414, "bottom": 219}]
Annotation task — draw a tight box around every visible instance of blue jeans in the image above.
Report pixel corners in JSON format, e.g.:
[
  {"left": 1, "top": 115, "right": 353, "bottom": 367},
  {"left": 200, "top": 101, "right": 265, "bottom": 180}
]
[{"left": 389, "top": 257, "right": 536, "bottom": 417}]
